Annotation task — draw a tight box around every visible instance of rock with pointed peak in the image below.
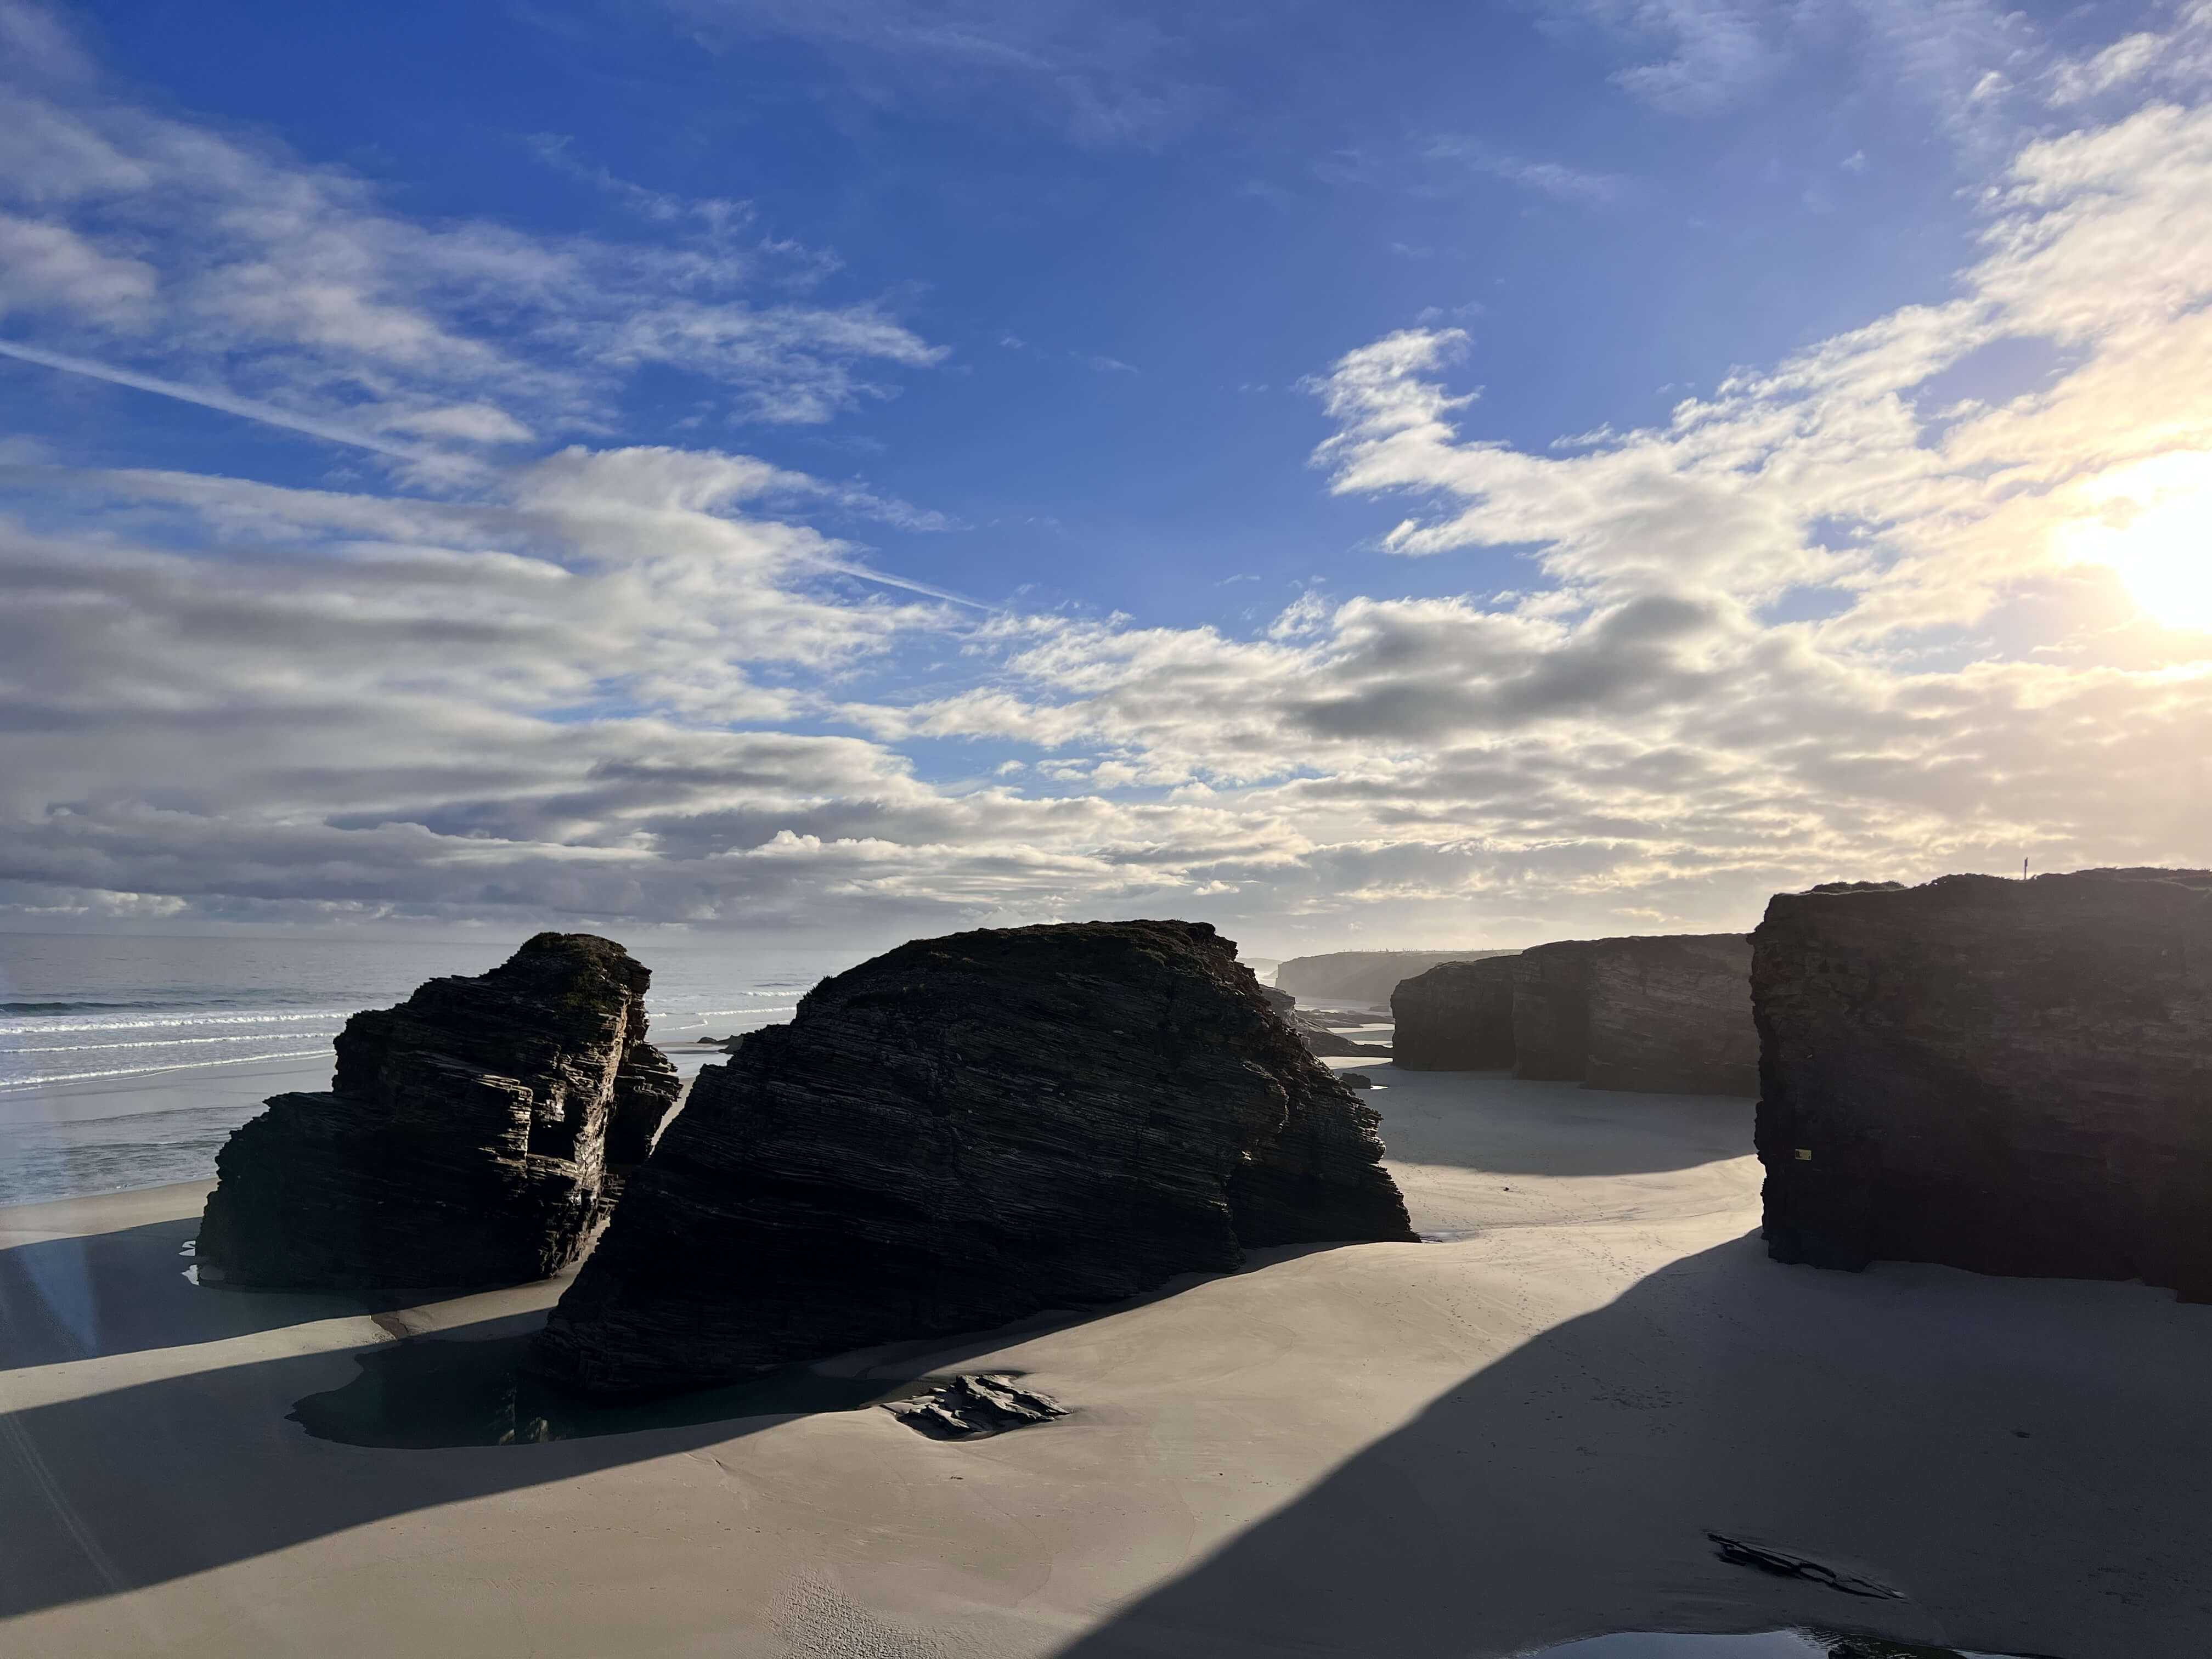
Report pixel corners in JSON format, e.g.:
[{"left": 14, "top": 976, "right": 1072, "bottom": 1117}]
[{"left": 197, "top": 933, "right": 679, "bottom": 1291}]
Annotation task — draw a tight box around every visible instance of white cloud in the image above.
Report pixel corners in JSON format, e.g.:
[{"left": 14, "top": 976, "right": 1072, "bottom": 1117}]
[
  {"left": 0, "top": 14, "right": 944, "bottom": 462},
  {"left": 3, "top": 5, "right": 2210, "bottom": 954}
]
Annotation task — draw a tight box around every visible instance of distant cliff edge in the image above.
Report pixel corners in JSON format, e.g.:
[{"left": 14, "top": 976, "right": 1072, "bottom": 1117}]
[{"left": 1274, "top": 949, "right": 1516, "bottom": 1006}]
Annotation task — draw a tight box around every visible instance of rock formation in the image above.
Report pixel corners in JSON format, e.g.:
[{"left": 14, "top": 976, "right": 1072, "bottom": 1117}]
[
  {"left": 1505, "top": 935, "right": 1756, "bottom": 1092},
  {"left": 197, "top": 933, "right": 680, "bottom": 1291},
  {"left": 1274, "top": 949, "right": 1510, "bottom": 1006},
  {"left": 886, "top": 1374, "right": 1066, "bottom": 1440},
  {"left": 1258, "top": 980, "right": 1386, "bottom": 1057},
  {"left": 1392, "top": 957, "right": 1517, "bottom": 1070},
  {"left": 532, "top": 920, "right": 1415, "bottom": 1396},
  {"left": 1753, "top": 870, "right": 2212, "bottom": 1294},
  {"left": 1511, "top": 941, "right": 1598, "bottom": 1080},
  {"left": 1584, "top": 934, "right": 1756, "bottom": 1095}
]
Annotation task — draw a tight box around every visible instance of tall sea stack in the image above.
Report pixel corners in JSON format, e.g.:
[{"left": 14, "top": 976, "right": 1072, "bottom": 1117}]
[
  {"left": 532, "top": 920, "right": 1415, "bottom": 1397},
  {"left": 196, "top": 933, "right": 680, "bottom": 1291},
  {"left": 1754, "top": 870, "right": 2212, "bottom": 1294}
]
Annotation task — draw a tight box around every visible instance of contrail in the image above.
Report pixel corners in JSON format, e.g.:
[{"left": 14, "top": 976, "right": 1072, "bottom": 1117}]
[
  {"left": 0, "top": 338, "right": 983, "bottom": 606},
  {"left": 0, "top": 338, "right": 435, "bottom": 462}
]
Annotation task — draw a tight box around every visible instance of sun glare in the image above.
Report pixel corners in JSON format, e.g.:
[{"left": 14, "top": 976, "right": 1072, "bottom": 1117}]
[{"left": 2059, "top": 450, "right": 2212, "bottom": 631}]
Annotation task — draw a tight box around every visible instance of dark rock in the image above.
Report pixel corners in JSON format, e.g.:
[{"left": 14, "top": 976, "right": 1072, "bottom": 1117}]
[
  {"left": 531, "top": 920, "right": 1415, "bottom": 1396},
  {"left": 1290, "top": 1018, "right": 1391, "bottom": 1058},
  {"left": 1392, "top": 957, "right": 1517, "bottom": 1070},
  {"left": 1511, "top": 941, "right": 1598, "bottom": 1080},
  {"left": 886, "top": 1374, "right": 1066, "bottom": 1439},
  {"left": 196, "top": 933, "right": 678, "bottom": 1292},
  {"left": 1707, "top": 1533, "right": 1901, "bottom": 1600},
  {"left": 1584, "top": 934, "right": 1756, "bottom": 1095},
  {"left": 1753, "top": 869, "right": 2212, "bottom": 1294},
  {"left": 1255, "top": 979, "right": 1385, "bottom": 1055},
  {"left": 1339, "top": 1071, "right": 1376, "bottom": 1089},
  {"left": 1274, "top": 949, "right": 1513, "bottom": 1006}
]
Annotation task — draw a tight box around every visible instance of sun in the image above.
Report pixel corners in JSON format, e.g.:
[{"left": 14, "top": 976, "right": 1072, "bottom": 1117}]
[{"left": 2060, "top": 451, "right": 2212, "bottom": 632}]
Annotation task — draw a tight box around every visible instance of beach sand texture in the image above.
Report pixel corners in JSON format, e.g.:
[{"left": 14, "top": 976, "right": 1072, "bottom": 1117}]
[{"left": 3, "top": 1062, "right": 2207, "bottom": 1658}]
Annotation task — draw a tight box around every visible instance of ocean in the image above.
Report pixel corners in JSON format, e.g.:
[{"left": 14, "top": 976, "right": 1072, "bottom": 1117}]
[{"left": 0, "top": 933, "right": 847, "bottom": 1209}]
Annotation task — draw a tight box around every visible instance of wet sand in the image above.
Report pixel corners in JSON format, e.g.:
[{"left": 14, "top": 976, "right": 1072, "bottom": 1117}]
[{"left": 3, "top": 1063, "right": 2208, "bottom": 1657}]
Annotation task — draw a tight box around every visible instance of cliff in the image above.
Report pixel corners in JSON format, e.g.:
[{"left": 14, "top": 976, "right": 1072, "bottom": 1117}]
[
  {"left": 196, "top": 934, "right": 679, "bottom": 1291},
  {"left": 1511, "top": 942, "right": 1598, "bottom": 1081},
  {"left": 532, "top": 920, "right": 1414, "bottom": 1396},
  {"left": 1753, "top": 869, "right": 2212, "bottom": 1294},
  {"left": 1392, "top": 957, "right": 1518, "bottom": 1070},
  {"left": 1583, "top": 934, "right": 1756, "bottom": 1095}
]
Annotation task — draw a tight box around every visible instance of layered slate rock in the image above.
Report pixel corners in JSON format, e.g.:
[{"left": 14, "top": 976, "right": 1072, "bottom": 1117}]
[
  {"left": 198, "top": 934, "right": 680, "bottom": 1291},
  {"left": 1584, "top": 934, "right": 1756, "bottom": 1095},
  {"left": 1511, "top": 941, "right": 1598, "bottom": 1081},
  {"left": 1753, "top": 870, "right": 2212, "bottom": 1294},
  {"left": 532, "top": 920, "right": 1415, "bottom": 1396},
  {"left": 1392, "top": 956, "right": 1517, "bottom": 1071}
]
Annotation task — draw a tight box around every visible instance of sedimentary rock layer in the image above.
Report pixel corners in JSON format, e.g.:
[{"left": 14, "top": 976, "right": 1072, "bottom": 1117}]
[
  {"left": 1511, "top": 942, "right": 1598, "bottom": 1081},
  {"left": 197, "top": 933, "right": 679, "bottom": 1291},
  {"left": 533, "top": 920, "right": 1414, "bottom": 1396},
  {"left": 1392, "top": 957, "right": 1517, "bottom": 1070},
  {"left": 1753, "top": 869, "right": 2212, "bottom": 1293},
  {"left": 1583, "top": 934, "right": 1756, "bottom": 1096}
]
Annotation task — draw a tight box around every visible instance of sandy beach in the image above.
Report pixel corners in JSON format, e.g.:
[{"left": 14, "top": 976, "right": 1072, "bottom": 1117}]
[{"left": 4, "top": 1059, "right": 2208, "bottom": 1658}]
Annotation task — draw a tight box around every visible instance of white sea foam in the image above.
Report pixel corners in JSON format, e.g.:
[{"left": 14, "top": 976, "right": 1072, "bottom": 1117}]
[
  {"left": 1, "top": 1031, "right": 342, "bottom": 1055},
  {"left": 0, "top": 1047, "right": 336, "bottom": 1091},
  {"left": 0, "top": 1010, "right": 354, "bottom": 1038}
]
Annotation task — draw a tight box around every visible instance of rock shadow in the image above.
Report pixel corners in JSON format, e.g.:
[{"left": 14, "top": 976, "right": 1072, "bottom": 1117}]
[
  {"left": 0, "top": 1232, "right": 1353, "bottom": 1618},
  {"left": 1053, "top": 1235, "right": 2212, "bottom": 1659},
  {"left": 1364, "top": 1068, "right": 1757, "bottom": 1179},
  {"left": 0, "top": 1214, "right": 374, "bottom": 1369}
]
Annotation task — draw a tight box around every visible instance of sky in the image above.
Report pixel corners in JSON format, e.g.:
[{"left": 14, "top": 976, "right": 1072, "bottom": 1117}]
[{"left": 0, "top": 0, "right": 2208, "bottom": 959}]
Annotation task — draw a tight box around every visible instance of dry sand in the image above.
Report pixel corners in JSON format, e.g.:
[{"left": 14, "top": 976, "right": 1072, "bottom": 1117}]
[{"left": 3, "top": 1062, "right": 2208, "bottom": 1658}]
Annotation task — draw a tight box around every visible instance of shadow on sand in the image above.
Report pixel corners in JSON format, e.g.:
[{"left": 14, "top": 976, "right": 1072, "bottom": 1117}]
[
  {"left": 1359, "top": 1065, "right": 1758, "bottom": 1180},
  {"left": 0, "top": 1212, "right": 1340, "bottom": 1619},
  {"left": 0, "top": 1213, "right": 371, "bottom": 1368},
  {"left": 1050, "top": 1233, "right": 2212, "bottom": 1659}
]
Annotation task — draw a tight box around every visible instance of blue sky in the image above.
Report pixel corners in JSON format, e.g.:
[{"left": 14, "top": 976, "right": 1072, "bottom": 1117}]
[{"left": 1, "top": 0, "right": 2209, "bottom": 955}]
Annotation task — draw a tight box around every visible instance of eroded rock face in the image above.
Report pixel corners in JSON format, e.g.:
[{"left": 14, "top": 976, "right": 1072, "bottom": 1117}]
[
  {"left": 1511, "top": 942, "right": 1597, "bottom": 1081},
  {"left": 1584, "top": 934, "right": 1756, "bottom": 1095},
  {"left": 532, "top": 919, "right": 1414, "bottom": 1396},
  {"left": 1392, "top": 957, "right": 1517, "bottom": 1071},
  {"left": 1753, "top": 870, "right": 2212, "bottom": 1294},
  {"left": 197, "top": 934, "right": 679, "bottom": 1291}
]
